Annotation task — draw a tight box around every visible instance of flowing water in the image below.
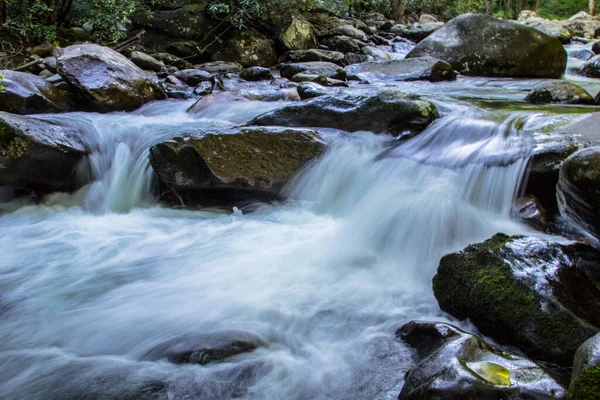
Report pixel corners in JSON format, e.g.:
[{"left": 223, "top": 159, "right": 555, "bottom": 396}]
[{"left": 0, "top": 78, "right": 597, "bottom": 399}]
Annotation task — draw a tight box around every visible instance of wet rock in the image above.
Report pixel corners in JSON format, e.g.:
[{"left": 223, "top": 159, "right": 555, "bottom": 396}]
[
  {"left": 280, "top": 62, "right": 346, "bottom": 80},
  {"left": 240, "top": 66, "right": 273, "bottom": 81},
  {"left": 149, "top": 127, "right": 323, "bottom": 206},
  {"left": 280, "top": 49, "right": 345, "bottom": 64},
  {"left": 521, "top": 19, "right": 572, "bottom": 44},
  {"left": 361, "top": 46, "right": 390, "bottom": 61},
  {"left": 433, "top": 233, "right": 600, "bottom": 366},
  {"left": 133, "top": 4, "right": 215, "bottom": 40},
  {"left": 512, "top": 195, "right": 548, "bottom": 231},
  {"left": 557, "top": 147, "right": 600, "bottom": 245},
  {"left": 143, "top": 330, "right": 265, "bottom": 365},
  {"left": 277, "top": 15, "right": 317, "bottom": 51},
  {"left": 525, "top": 81, "right": 595, "bottom": 105},
  {"left": 173, "top": 69, "right": 213, "bottom": 86},
  {"left": 322, "top": 35, "right": 362, "bottom": 53},
  {"left": 406, "top": 14, "right": 567, "bottom": 78},
  {"left": 343, "top": 52, "right": 373, "bottom": 66},
  {"left": 344, "top": 58, "right": 456, "bottom": 82},
  {"left": 57, "top": 44, "right": 166, "bottom": 112},
  {"left": 565, "top": 17, "right": 600, "bottom": 39},
  {"left": 297, "top": 82, "right": 328, "bottom": 100},
  {"left": 39, "top": 70, "right": 54, "bottom": 80},
  {"left": 391, "top": 22, "right": 444, "bottom": 42},
  {"left": 397, "top": 321, "right": 566, "bottom": 399},
  {"left": 290, "top": 74, "right": 347, "bottom": 87},
  {"left": 581, "top": 55, "right": 600, "bottom": 78},
  {"left": 196, "top": 61, "right": 243, "bottom": 74},
  {"left": 151, "top": 52, "right": 192, "bottom": 70},
  {"left": 327, "top": 24, "right": 367, "bottom": 41},
  {"left": 0, "top": 70, "right": 73, "bottom": 114},
  {"left": 211, "top": 29, "right": 277, "bottom": 68},
  {"left": 43, "top": 56, "right": 58, "bottom": 73},
  {"left": 130, "top": 51, "right": 163, "bottom": 72},
  {"left": 186, "top": 89, "right": 298, "bottom": 114},
  {"left": 569, "top": 48, "right": 595, "bottom": 61},
  {"left": 559, "top": 112, "right": 600, "bottom": 144},
  {"left": 570, "top": 334, "right": 600, "bottom": 398},
  {"left": 526, "top": 139, "right": 588, "bottom": 214},
  {"left": 592, "top": 41, "right": 600, "bottom": 55},
  {"left": 0, "top": 112, "right": 87, "bottom": 192},
  {"left": 251, "top": 90, "right": 438, "bottom": 135}
]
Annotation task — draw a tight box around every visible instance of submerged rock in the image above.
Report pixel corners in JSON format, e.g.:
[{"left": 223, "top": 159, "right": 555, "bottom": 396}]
[
  {"left": 344, "top": 58, "right": 456, "bottom": 82},
  {"left": 406, "top": 14, "right": 567, "bottom": 78},
  {"left": 0, "top": 70, "right": 73, "bottom": 114},
  {"left": 250, "top": 90, "right": 438, "bottom": 135},
  {"left": 149, "top": 127, "right": 324, "bottom": 207},
  {"left": 0, "top": 112, "right": 87, "bottom": 192},
  {"left": 570, "top": 334, "right": 600, "bottom": 399},
  {"left": 511, "top": 195, "right": 548, "bottom": 231},
  {"left": 525, "top": 81, "right": 595, "bottom": 105},
  {"left": 557, "top": 147, "right": 600, "bottom": 245},
  {"left": 56, "top": 44, "right": 166, "bottom": 112},
  {"left": 433, "top": 233, "right": 600, "bottom": 366},
  {"left": 397, "top": 321, "right": 566, "bottom": 399},
  {"left": 143, "top": 330, "right": 264, "bottom": 365}
]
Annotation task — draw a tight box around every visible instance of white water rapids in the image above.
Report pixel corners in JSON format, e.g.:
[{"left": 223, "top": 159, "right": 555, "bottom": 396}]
[{"left": 0, "top": 86, "right": 584, "bottom": 399}]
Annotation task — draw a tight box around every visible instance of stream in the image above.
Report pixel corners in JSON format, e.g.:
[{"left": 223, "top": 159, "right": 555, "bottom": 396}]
[{"left": 0, "top": 72, "right": 598, "bottom": 399}]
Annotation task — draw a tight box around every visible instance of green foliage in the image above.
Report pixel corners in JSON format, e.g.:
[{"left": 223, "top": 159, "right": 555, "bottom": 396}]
[
  {"left": 5, "top": 0, "right": 58, "bottom": 42},
  {"left": 87, "top": 0, "right": 138, "bottom": 42},
  {"left": 0, "top": 74, "right": 4, "bottom": 92}
]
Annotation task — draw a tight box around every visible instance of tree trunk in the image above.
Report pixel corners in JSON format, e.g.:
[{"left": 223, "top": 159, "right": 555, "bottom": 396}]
[
  {"left": 486, "top": 1, "right": 493, "bottom": 15},
  {"left": 393, "top": 0, "right": 406, "bottom": 23},
  {"left": 534, "top": 0, "right": 539, "bottom": 12},
  {"left": 0, "top": 0, "right": 5, "bottom": 24},
  {"left": 504, "top": 0, "right": 512, "bottom": 19},
  {"left": 591, "top": 0, "right": 596, "bottom": 16}
]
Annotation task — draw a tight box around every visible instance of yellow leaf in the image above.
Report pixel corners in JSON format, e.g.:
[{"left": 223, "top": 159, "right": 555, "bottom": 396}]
[{"left": 464, "top": 361, "right": 511, "bottom": 386}]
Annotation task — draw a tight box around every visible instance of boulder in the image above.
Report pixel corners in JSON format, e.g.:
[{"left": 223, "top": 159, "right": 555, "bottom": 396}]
[
  {"left": 149, "top": 127, "right": 324, "bottom": 206},
  {"left": 327, "top": 24, "right": 367, "bottom": 41},
  {"left": 565, "top": 17, "right": 600, "bottom": 39},
  {"left": 419, "top": 14, "right": 439, "bottom": 24},
  {"left": 361, "top": 46, "right": 390, "bottom": 61},
  {"left": 525, "top": 81, "right": 595, "bottom": 105},
  {"left": 433, "top": 233, "right": 600, "bottom": 366},
  {"left": 570, "top": 334, "right": 600, "bottom": 399},
  {"left": 518, "top": 10, "right": 540, "bottom": 20},
  {"left": 569, "top": 49, "right": 595, "bottom": 61},
  {"left": 173, "top": 69, "right": 213, "bottom": 86},
  {"left": 0, "top": 112, "right": 87, "bottom": 192},
  {"left": 133, "top": 4, "right": 215, "bottom": 40},
  {"left": 280, "top": 62, "right": 346, "bottom": 80},
  {"left": 211, "top": 29, "right": 277, "bottom": 68},
  {"left": 280, "top": 49, "right": 345, "bottom": 64},
  {"left": 344, "top": 58, "right": 456, "bottom": 82},
  {"left": 511, "top": 195, "right": 548, "bottom": 231},
  {"left": 561, "top": 112, "right": 600, "bottom": 144},
  {"left": 240, "top": 66, "right": 273, "bottom": 81},
  {"left": 57, "top": 44, "right": 166, "bottom": 112},
  {"left": 557, "top": 147, "right": 600, "bottom": 245},
  {"left": 0, "top": 70, "right": 73, "bottom": 114},
  {"left": 322, "top": 35, "right": 362, "bottom": 53},
  {"left": 130, "top": 51, "right": 163, "bottom": 72},
  {"left": 142, "top": 330, "right": 264, "bottom": 365},
  {"left": 196, "top": 61, "right": 243, "bottom": 74},
  {"left": 521, "top": 19, "right": 572, "bottom": 44},
  {"left": 581, "top": 55, "right": 600, "bottom": 77},
  {"left": 297, "top": 82, "right": 328, "bottom": 100},
  {"left": 406, "top": 14, "right": 567, "bottom": 78},
  {"left": 290, "top": 74, "right": 347, "bottom": 87},
  {"left": 391, "top": 22, "right": 444, "bottom": 42},
  {"left": 151, "top": 52, "right": 193, "bottom": 70},
  {"left": 277, "top": 15, "right": 317, "bottom": 51},
  {"left": 250, "top": 90, "right": 438, "bottom": 135},
  {"left": 397, "top": 321, "right": 566, "bottom": 399}
]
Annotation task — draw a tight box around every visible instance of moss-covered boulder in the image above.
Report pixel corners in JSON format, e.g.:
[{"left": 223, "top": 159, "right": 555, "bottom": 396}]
[
  {"left": 0, "top": 70, "right": 73, "bottom": 114},
  {"left": 525, "top": 81, "right": 595, "bottom": 105},
  {"left": 132, "top": 3, "right": 215, "bottom": 40},
  {"left": 0, "top": 112, "right": 87, "bottom": 192},
  {"left": 250, "top": 90, "right": 438, "bottom": 135},
  {"left": 433, "top": 234, "right": 600, "bottom": 367},
  {"left": 211, "top": 29, "right": 278, "bottom": 68},
  {"left": 149, "top": 127, "right": 324, "bottom": 207},
  {"left": 344, "top": 58, "right": 457, "bottom": 82},
  {"left": 57, "top": 44, "right": 166, "bottom": 112},
  {"left": 570, "top": 334, "right": 600, "bottom": 399},
  {"left": 277, "top": 15, "right": 317, "bottom": 51},
  {"left": 397, "top": 321, "right": 566, "bottom": 399},
  {"left": 406, "top": 14, "right": 567, "bottom": 78},
  {"left": 557, "top": 147, "right": 600, "bottom": 245},
  {"left": 142, "top": 330, "right": 265, "bottom": 365}
]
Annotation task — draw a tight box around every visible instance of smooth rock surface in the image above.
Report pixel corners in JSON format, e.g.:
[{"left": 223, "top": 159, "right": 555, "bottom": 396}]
[{"left": 0, "top": 70, "right": 73, "bottom": 114}]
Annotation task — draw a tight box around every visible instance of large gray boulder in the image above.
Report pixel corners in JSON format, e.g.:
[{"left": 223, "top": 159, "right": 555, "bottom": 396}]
[
  {"left": 406, "top": 14, "right": 567, "bottom": 78},
  {"left": 149, "top": 127, "right": 324, "bottom": 207},
  {"left": 344, "top": 58, "right": 456, "bottom": 82},
  {"left": 57, "top": 44, "right": 166, "bottom": 112},
  {"left": 397, "top": 321, "right": 566, "bottom": 399},
  {"left": 0, "top": 112, "right": 87, "bottom": 192},
  {"left": 211, "top": 29, "right": 278, "bottom": 67},
  {"left": 133, "top": 4, "right": 215, "bottom": 40},
  {"left": 0, "top": 70, "right": 73, "bottom": 114},
  {"left": 521, "top": 19, "right": 572, "bottom": 43},
  {"left": 250, "top": 90, "right": 438, "bottom": 135},
  {"left": 525, "top": 81, "right": 595, "bottom": 105},
  {"left": 433, "top": 233, "right": 600, "bottom": 367},
  {"left": 557, "top": 147, "right": 600, "bottom": 245}
]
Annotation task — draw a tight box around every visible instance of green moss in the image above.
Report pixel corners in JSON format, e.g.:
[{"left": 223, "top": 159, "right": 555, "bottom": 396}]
[
  {"left": 569, "top": 366, "right": 600, "bottom": 400},
  {"left": 0, "top": 120, "right": 30, "bottom": 161}
]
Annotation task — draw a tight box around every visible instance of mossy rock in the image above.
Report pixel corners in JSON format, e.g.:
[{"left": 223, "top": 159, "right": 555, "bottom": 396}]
[
  {"left": 250, "top": 89, "right": 438, "bottom": 135},
  {"left": 406, "top": 14, "right": 567, "bottom": 78},
  {"left": 569, "top": 366, "right": 600, "bottom": 400},
  {"left": 0, "top": 112, "right": 88, "bottom": 193},
  {"left": 149, "top": 127, "right": 324, "bottom": 208},
  {"left": 433, "top": 234, "right": 599, "bottom": 367},
  {"left": 210, "top": 29, "right": 278, "bottom": 68},
  {"left": 525, "top": 81, "right": 595, "bottom": 105}
]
